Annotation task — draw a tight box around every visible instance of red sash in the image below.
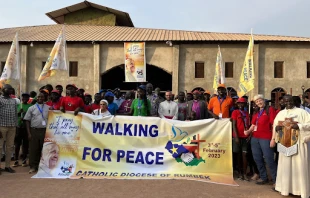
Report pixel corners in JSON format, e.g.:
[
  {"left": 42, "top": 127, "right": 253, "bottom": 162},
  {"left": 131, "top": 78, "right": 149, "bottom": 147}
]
[{"left": 164, "top": 116, "right": 173, "bottom": 119}]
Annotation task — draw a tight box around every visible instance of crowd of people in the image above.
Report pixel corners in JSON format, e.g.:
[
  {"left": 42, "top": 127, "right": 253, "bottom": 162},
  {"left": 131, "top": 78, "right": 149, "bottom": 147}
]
[{"left": 0, "top": 82, "right": 309, "bottom": 197}]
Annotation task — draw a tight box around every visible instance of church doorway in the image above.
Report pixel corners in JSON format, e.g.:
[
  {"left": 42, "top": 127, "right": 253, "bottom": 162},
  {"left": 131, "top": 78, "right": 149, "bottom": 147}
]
[
  {"left": 271, "top": 87, "right": 286, "bottom": 109},
  {"left": 101, "top": 64, "right": 172, "bottom": 91}
]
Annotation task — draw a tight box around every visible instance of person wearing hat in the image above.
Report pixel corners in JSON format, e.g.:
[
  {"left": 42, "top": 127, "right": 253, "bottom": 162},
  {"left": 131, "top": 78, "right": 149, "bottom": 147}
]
[
  {"left": 114, "top": 88, "right": 124, "bottom": 108},
  {"left": 60, "top": 85, "right": 84, "bottom": 116},
  {"left": 65, "top": 84, "right": 78, "bottom": 96},
  {"left": 208, "top": 84, "right": 233, "bottom": 119},
  {"left": 0, "top": 84, "right": 18, "bottom": 174},
  {"left": 129, "top": 85, "right": 151, "bottom": 116},
  {"left": 203, "top": 90, "right": 211, "bottom": 104},
  {"left": 244, "top": 94, "right": 277, "bottom": 185},
  {"left": 40, "top": 89, "right": 49, "bottom": 102},
  {"left": 187, "top": 90, "right": 210, "bottom": 120},
  {"left": 13, "top": 93, "right": 33, "bottom": 167},
  {"left": 92, "top": 99, "right": 111, "bottom": 117},
  {"left": 46, "top": 90, "right": 61, "bottom": 110},
  {"left": 24, "top": 92, "right": 50, "bottom": 174},
  {"left": 231, "top": 97, "right": 250, "bottom": 181},
  {"left": 55, "top": 85, "right": 63, "bottom": 96},
  {"left": 105, "top": 91, "right": 118, "bottom": 115}
]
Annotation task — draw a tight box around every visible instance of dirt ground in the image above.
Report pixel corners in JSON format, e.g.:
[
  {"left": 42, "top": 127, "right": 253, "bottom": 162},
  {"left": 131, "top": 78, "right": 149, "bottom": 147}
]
[{"left": 0, "top": 162, "right": 295, "bottom": 198}]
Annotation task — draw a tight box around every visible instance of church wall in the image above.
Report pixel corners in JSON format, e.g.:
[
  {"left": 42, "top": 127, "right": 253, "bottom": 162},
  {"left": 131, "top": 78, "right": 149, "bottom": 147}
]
[
  {"left": 178, "top": 43, "right": 249, "bottom": 94},
  {"left": 26, "top": 43, "right": 94, "bottom": 94},
  {"left": 64, "top": 7, "right": 116, "bottom": 26},
  {"left": 258, "top": 42, "right": 310, "bottom": 98}
]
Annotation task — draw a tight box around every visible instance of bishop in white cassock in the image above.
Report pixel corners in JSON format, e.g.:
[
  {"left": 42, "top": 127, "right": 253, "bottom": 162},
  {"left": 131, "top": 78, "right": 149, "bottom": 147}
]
[
  {"left": 158, "top": 91, "right": 178, "bottom": 120},
  {"left": 272, "top": 95, "right": 310, "bottom": 198}
]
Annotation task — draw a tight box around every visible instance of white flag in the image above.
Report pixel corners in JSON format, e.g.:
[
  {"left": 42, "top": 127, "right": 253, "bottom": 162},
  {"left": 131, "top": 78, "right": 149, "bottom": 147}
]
[
  {"left": 38, "top": 26, "right": 67, "bottom": 81},
  {"left": 0, "top": 32, "right": 20, "bottom": 87}
]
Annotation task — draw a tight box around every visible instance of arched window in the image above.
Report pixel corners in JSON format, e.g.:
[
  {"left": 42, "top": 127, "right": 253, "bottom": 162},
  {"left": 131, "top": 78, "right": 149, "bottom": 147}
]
[{"left": 271, "top": 87, "right": 286, "bottom": 110}]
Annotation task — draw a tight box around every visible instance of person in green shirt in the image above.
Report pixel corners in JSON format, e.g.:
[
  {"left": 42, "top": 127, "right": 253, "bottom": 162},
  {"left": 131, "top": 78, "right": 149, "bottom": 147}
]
[
  {"left": 13, "top": 93, "right": 33, "bottom": 167},
  {"left": 129, "top": 85, "right": 151, "bottom": 116}
]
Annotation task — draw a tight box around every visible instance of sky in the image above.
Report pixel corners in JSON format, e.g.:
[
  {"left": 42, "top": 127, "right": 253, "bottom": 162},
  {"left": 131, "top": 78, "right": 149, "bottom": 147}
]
[{"left": 0, "top": 0, "right": 309, "bottom": 37}]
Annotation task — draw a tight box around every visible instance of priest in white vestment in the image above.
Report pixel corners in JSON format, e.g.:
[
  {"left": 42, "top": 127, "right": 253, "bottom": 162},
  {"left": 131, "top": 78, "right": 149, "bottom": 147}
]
[
  {"left": 272, "top": 95, "right": 310, "bottom": 198},
  {"left": 158, "top": 91, "right": 178, "bottom": 120}
]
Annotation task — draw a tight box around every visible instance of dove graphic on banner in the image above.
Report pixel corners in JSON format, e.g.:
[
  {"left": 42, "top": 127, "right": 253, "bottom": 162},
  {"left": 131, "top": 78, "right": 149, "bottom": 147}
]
[
  {"left": 38, "top": 26, "right": 67, "bottom": 81},
  {"left": 0, "top": 32, "right": 20, "bottom": 88}
]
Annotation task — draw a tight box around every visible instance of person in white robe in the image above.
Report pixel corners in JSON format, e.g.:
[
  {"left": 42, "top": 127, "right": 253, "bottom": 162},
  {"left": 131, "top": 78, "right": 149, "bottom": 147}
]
[
  {"left": 272, "top": 95, "right": 310, "bottom": 198},
  {"left": 158, "top": 91, "right": 178, "bottom": 120}
]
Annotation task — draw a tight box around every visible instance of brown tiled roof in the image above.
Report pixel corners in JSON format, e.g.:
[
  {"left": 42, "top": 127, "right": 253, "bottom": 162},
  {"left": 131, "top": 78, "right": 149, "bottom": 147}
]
[{"left": 0, "top": 24, "right": 309, "bottom": 42}]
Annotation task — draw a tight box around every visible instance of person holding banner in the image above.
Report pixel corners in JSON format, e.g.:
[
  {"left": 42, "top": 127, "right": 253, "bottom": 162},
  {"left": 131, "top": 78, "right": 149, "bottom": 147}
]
[
  {"left": 187, "top": 90, "right": 210, "bottom": 120},
  {"left": 24, "top": 93, "right": 50, "bottom": 174},
  {"left": 92, "top": 99, "right": 111, "bottom": 117},
  {"left": 60, "top": 84, "right": 84, "bottom": 116},
  {"left": 158, "top": 91, "right": 178, "bottom": 120},
  {"left": 46, "top": 90, "right": 61, "bottom": 110},
  {"left": 105, "top": 91, "right": 118, "bottom": 115},
  {"left": 129, "top": 85, "right": 151, "bottom": 116},
  {"left": 244, "top": 94, "right": 277, "bottom": 185},
  {"left": 177, "top": 91, "right": 188, "bottom": 121}
]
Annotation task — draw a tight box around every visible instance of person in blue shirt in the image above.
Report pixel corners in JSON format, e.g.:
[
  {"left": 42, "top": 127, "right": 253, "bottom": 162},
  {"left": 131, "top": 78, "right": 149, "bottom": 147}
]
[{"left": 105, "top": 91, "right": 118, "bottom": 115}]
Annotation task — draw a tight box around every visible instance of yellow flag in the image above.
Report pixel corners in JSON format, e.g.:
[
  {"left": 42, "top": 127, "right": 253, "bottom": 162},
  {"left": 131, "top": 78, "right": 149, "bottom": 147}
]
[
  {"left": 237, "top": 33, "right": 254, "bottom": 97},
  {"left": 38, "top": 26, "right": 67, "bottom": 81},
  {"left": 0, "top": 33, "right": 20, "bottom": 88},
  {"left": 213, "top": 46, "right": 225, "bottom": 92}
]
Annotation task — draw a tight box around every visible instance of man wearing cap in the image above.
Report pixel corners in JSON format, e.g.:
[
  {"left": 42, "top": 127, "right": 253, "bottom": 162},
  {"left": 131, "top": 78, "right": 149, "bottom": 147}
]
[
  {"left": 187, "top": 90, "right": 210, "bottom": 120},
  {"left": 60, "top": 84, "right": 84, "bottom": 116},
  {"left": 208, "top": 84, "right": 233, "bottom": 119},
  {"left": 203, "top": 90, "right": 211, "bottom": 104},
  {"left": 0, "top": 84, "right": 18, "bottom": 174},
  {"left": 13, "top": 93, "right": 33, "bottom": 167},
  {"left": 114, "top": 88, "right": 124, "bottom": 108},
  {"left": 231, "top": 97, "right": 250, "bottom": 180},
  {"left": 55, "top": 85, "right": 63, "bottom": 96},
  {"left": 46, "top": 90, "right": 61, "bottom": 110},
  {"left": 24, "top": 93, "right": 50, "bottom": 173},
  {"left": 158, "top": 91, "right": 178, "bottom": 120},
  {"left": 105, "top": 91, "right": 118, "bottom": 115},
  {"left": 40, "top": 89, "right": 49, "bottom": 102}
]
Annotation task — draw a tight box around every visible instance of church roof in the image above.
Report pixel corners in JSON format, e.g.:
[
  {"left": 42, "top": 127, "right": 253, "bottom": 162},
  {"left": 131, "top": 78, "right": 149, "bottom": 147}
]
[
  {"left": 45, "top": 1, "right": 134, "bottom": 27},
  {"left": 0, "top": 24, "right": 309, "bottom": 42}
]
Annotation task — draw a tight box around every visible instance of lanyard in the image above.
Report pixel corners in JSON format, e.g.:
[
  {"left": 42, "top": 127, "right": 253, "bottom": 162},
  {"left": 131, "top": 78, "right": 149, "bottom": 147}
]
[
  {"left": 255, "top": 109, "right": 264, "bottom": 125},
  {"left": 239, "top": 110, "right": 248, "bottom": 129},
  {"left": 36, "top": 104, "right": 45, "bottom": 120},
  {"left": 138, "top": 99, "right": 142, "bottom": 115},
  {"left": 218, "top": 96, "right": 226, "bottom": 113}
]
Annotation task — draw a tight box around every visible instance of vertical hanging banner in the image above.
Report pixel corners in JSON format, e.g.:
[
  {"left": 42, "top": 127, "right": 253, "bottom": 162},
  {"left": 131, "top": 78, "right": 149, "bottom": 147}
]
[
  {"left": 124, "top": 42, "right": 146, "bottom": 82},
  {"left": 237, "top": 33, "right": 255, "bottom": 97},
  {"left": 33, "top": 112, "right": 237, "bottom": 186}
]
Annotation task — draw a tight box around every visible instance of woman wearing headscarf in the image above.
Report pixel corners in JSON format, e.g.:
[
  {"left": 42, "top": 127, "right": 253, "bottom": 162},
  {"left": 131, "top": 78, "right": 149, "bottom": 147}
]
[{"left": 92, "top": 99, "right": 111, "bottom": 117}]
